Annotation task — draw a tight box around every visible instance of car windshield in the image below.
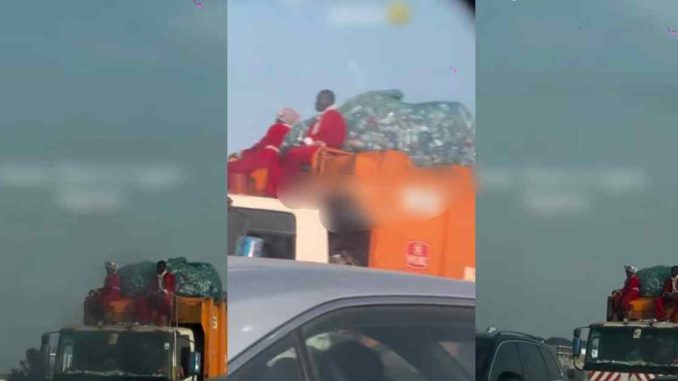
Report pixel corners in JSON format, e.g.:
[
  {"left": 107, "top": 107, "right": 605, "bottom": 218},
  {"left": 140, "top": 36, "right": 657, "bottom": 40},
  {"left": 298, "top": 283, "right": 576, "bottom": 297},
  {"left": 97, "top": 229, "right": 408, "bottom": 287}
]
[
  {"left": 587, "top": 327, "right": 678, "bottom": 367},
  {"left": 476, "top": 336, "right": 493, "bottom": 377},
  {"left": 56, "top": 331, "right": 173, "bottom": 377}
]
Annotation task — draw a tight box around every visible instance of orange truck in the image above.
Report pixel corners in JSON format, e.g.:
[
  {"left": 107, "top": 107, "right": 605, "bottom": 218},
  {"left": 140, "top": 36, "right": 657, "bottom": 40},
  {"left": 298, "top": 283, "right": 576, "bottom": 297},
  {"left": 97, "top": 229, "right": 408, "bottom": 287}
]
[
  {"left": 228, "top": 148, "right": 475, "bottom": 281},
  {"left": 40, "top": 294, "right": 227, "bottom": 381}
]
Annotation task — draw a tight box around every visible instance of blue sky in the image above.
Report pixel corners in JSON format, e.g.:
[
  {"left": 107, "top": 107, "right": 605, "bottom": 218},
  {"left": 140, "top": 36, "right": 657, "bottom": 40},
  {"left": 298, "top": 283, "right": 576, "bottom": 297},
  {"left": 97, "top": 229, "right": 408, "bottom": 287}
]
[{"left": 227, "top": 0, "right": 475, "bottom": 152}]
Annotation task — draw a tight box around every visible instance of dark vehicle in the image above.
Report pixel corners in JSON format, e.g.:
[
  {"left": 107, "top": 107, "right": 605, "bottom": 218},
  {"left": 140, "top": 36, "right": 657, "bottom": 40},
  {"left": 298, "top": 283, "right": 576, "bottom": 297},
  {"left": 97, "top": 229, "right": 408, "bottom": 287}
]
[{"left": 477, "top": 331, "right": 567, "bottom": 381}]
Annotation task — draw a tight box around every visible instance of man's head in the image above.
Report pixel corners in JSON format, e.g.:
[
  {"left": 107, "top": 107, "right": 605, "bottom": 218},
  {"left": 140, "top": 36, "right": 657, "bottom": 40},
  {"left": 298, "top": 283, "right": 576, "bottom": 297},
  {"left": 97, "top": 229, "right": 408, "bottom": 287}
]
[
  {"left": 105, "top": 261, "right": 117, "bottom": 275},
  {"left": 156, "top": 260, "right": 167, "bottom": 275},
  {"left": 671, "top": 266, "right": 678, "bottom": 278},
  {"left": 625, "top": 265, "right": 638, "bottom": 278},
  {"left": 315, "top": 89, "right": 336, "bottom": 112},
  {"left": 277, "top": 107, "right": 301, "bottom": 125}
]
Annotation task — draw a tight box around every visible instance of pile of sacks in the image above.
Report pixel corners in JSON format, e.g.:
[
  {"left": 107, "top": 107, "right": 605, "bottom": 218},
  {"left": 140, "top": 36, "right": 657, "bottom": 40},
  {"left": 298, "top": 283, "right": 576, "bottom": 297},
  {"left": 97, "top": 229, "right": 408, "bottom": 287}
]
[
  {"left": 282, "top": 89, "right": 475, "bottom": 167},
  {"left": 637, "top": 266, "right": 672, "bottom": 297},
  {"left": 118, "top": 257, "right": 223, "bottom": 300}
]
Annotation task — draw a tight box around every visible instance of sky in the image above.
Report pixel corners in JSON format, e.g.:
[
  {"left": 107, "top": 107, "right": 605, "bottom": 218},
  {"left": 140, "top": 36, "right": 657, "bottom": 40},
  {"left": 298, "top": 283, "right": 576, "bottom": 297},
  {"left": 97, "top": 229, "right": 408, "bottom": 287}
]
[
  {"left": 476, "top": 0, "right": 678, "bottom": 340},
  {"left": 227, "top": 0, "right": 475, "bottom": 153},
  {"left": 0, "top": 0, "right": 225, "bottom": 371}
]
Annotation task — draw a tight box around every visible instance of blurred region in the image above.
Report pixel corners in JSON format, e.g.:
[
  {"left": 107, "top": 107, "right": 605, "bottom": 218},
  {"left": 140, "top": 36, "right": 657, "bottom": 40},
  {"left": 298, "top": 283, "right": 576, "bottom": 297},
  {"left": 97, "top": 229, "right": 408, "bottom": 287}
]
[
  {"left": 476, "top": 0, "right": 678, "bottom": 344},
  {"left": 0, "top": 0, "right": 225, "bottom": 373}
]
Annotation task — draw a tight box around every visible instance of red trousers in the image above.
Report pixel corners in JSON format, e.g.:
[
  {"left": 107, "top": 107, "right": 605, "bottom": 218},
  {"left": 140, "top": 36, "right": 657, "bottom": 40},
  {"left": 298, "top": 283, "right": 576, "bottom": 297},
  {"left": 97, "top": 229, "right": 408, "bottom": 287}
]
[
  {"left": 655, "top": 296, "right": 678, "bottom": 321},
  {"left": 228, "top": 150, "right": 281, "bottom": 197},
  {"left": 134, "top": 294, "right": 171, "bottom": 325},
  {"left": 91, "top": 292, "right": 120, "bottom": 321},
  {"left": 281, "top": 145, "right": 319, "bottom": 179},
  {"left": 612, "top": 292, "right": 639, "bottom": 317}
]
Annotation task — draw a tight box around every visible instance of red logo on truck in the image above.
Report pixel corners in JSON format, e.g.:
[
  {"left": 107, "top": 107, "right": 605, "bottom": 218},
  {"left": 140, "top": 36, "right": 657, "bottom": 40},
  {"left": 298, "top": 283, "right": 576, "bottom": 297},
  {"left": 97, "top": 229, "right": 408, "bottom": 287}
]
[{"left": 406, "top": 241, "right": 429, "bottom": 270}]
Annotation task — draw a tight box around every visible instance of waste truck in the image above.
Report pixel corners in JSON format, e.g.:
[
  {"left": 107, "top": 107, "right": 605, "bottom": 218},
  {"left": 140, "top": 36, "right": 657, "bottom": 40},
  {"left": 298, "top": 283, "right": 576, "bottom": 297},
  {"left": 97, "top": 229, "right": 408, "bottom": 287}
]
[
  {"left": 572, "top": 321, "right": 678, "bottom": 380},
  {"left": 228, "top": 147, "right": 475, "bottom": 281},
  {"left": 40, "top": 293, "right": 227, "bottom": 381},
  {"left": 607, "top": 266, "right": 677, "bottom": 322}
]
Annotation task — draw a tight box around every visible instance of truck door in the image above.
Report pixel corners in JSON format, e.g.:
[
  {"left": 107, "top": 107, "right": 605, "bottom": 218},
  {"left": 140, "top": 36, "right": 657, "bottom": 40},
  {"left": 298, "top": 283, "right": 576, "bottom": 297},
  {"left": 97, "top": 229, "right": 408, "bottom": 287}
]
[{"left": 176, "top": 333, "right": 197, "bottom": 381}]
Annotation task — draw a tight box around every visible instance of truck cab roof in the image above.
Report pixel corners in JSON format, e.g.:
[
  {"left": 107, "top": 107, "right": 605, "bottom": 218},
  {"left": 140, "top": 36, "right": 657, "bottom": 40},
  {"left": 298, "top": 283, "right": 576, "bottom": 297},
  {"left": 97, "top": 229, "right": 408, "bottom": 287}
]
[
  {"left": 62, "top": 325, "right": 195, "bottom": 335},
  {"left": 589, "top": 320, "right": 678, "bottom": 329}
]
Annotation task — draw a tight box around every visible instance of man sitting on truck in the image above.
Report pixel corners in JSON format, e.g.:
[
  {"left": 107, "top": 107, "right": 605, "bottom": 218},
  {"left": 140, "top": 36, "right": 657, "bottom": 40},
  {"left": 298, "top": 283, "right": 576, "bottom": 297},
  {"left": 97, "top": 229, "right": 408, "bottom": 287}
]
[
  {"left": 147, "top": 260, "right": 177, "bottom": 325},
  {"left": 654, "top": 266, "right": 678, "bottom": 322},
  {"left": 279, "top": 90, "right": 347, "bottom": 187},
  {"left": 228, "top": 107, "right": 301, "bottom": 196},
  {"left": 611, "top": 265, "right": 641, "bottom": 320},
  {"left": 89, "top": 261, "right": 122, "bottom": 323}
]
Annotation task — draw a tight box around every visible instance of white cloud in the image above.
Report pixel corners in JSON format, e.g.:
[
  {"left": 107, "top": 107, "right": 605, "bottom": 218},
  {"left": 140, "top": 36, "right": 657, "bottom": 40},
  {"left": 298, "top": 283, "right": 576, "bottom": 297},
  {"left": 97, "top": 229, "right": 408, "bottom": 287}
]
[{"left": 327, "top": 5, "right": 386, "bottom": 28}]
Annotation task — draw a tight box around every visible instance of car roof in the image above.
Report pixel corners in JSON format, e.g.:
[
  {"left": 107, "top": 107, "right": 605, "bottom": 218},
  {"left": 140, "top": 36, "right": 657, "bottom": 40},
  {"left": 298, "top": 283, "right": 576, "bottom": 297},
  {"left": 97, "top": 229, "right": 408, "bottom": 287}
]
[
  {"left": 477, "top": 331, "right": 546, "bottom": 346},
  {"left": 227, "top": 256, "right": 475, "bottom": 360}
]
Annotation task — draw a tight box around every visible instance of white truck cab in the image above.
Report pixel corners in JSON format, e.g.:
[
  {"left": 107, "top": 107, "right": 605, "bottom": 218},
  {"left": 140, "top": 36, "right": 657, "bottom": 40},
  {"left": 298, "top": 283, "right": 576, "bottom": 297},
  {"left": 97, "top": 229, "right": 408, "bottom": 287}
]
[
  {"left": 42, "top": 325, "right": 202, "bottom": 381},
  {"left": 228, "top": 194, "right": 328, "bottom": 263}
]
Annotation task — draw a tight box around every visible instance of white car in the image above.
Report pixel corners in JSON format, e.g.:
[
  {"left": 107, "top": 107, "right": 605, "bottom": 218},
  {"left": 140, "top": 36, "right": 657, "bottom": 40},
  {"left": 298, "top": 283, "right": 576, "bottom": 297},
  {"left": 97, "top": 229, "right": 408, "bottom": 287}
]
[{"left": 224, "top": 257, "right": 475, "bottom": 381}]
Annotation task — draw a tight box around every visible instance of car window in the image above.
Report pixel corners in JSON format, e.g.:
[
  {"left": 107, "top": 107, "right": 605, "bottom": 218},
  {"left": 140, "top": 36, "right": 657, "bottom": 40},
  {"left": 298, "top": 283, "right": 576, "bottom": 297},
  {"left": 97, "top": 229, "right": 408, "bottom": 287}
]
[
  {"left": 306, "top": 331, "right": 427, "bottom": 381},
  {"left": 538, "top": 347, "right": 564, "bottom": 380},
  {"left": 300, "top": 305, "right": 474, "bottom": 381},
  {"left": 516, "top": 342, "right": 549, "bottom": 381},
  {"left": 489, "top": 342, "right": 522, "bottom": 381},
  {"left": 227, "top": 335, "right": 304, "bottom": 381}
]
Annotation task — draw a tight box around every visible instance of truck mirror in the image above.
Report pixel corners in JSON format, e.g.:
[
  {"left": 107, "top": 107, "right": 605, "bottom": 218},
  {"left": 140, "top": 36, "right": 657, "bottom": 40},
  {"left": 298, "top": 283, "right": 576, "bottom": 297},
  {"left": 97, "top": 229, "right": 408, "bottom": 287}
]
[
  {"left": 185, "top": 352, "right": 202, "bottom": 377},
  {"left": 40, "top": 341, "right": 51, "bottom": 380},
  {"left": 573, "top": 328, "right": 581, "bottom": 338},
  {"left": 572, "top": 337, "right": 582, "bottom": 359}
]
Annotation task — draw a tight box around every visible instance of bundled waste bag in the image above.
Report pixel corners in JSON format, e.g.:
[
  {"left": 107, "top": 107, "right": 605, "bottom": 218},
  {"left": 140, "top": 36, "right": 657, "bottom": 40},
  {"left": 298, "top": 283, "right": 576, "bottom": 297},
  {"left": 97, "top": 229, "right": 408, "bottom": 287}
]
[
  {"left": 118, "top": 261, "right": 156, "bottom": 297},
  {"left": 167, "top": 257, "right": 223, "bottom": 299},
  {"left": 119, "top": 257, "right": 223, "bottom": 299},
  {"left": 283, "top": 89, "right": 475, "bottom": 167},
  {"left": 637, "top": 266, "right": 671, "bottom": 297}
]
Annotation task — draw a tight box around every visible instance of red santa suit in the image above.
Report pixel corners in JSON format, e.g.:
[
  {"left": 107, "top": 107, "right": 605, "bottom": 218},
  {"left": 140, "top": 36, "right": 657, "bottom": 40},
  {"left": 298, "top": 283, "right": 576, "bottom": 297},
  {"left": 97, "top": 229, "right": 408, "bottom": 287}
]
[
  {"left": 151, "top": 271, "right": 176, "bottom": 319},
  {"left": 99, "top": 271, "right": 122, "bottom": 308},
  {"left": 655, "top": 275, "right": 678, "bottom": 321},
  {"left": 228, "top": 122, "right": 291, "bottom": 196},
  {"left": 91, "top": 271, "right": 122, "bottom": 322},
  {"left": 612, "top": 274, "right": 641, "bottom": 316},
  {"left": 136, "top": 271, "right": 176, "bottom": 325},
  {"left": 280, "top": 106, "right": 347, "bottom": 183}
]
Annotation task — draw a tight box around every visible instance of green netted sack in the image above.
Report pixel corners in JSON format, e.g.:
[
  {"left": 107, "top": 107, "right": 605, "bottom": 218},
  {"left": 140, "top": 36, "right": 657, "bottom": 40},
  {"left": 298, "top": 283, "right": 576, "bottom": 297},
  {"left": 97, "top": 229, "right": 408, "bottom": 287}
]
[
  {"left": 167, "top": 257, "right": 223, "bottom": 300},
  {"left": 118, "top": 257, "right": 223, "bottom": 300},
  {"left": 637, "top": 266, "right": 671, "bottom": 297},
  {"left": 119, "top": 261, "right": 156, "bottom": 297},
  {"left": 282, "top": 89, "right": 475, "bottom": 167}
]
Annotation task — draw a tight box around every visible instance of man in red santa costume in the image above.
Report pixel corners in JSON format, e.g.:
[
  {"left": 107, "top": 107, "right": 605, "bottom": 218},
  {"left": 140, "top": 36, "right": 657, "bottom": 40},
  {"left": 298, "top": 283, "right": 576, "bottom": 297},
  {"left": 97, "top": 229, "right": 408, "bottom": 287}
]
[
  {"left": 89, "top": 261, "right": 122, "bottom": 323},
  {"left": 279, "top": 90, "right": 347, "bottom": 186},
  {"left": 655, "top": 266, "right": 678, "bottom": 321},
  {"left": 611, "top": 265, "right": 641, "bottom": 321},
  {"left": 228, "top": 107, "right": 301, "bottom": 196}
]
